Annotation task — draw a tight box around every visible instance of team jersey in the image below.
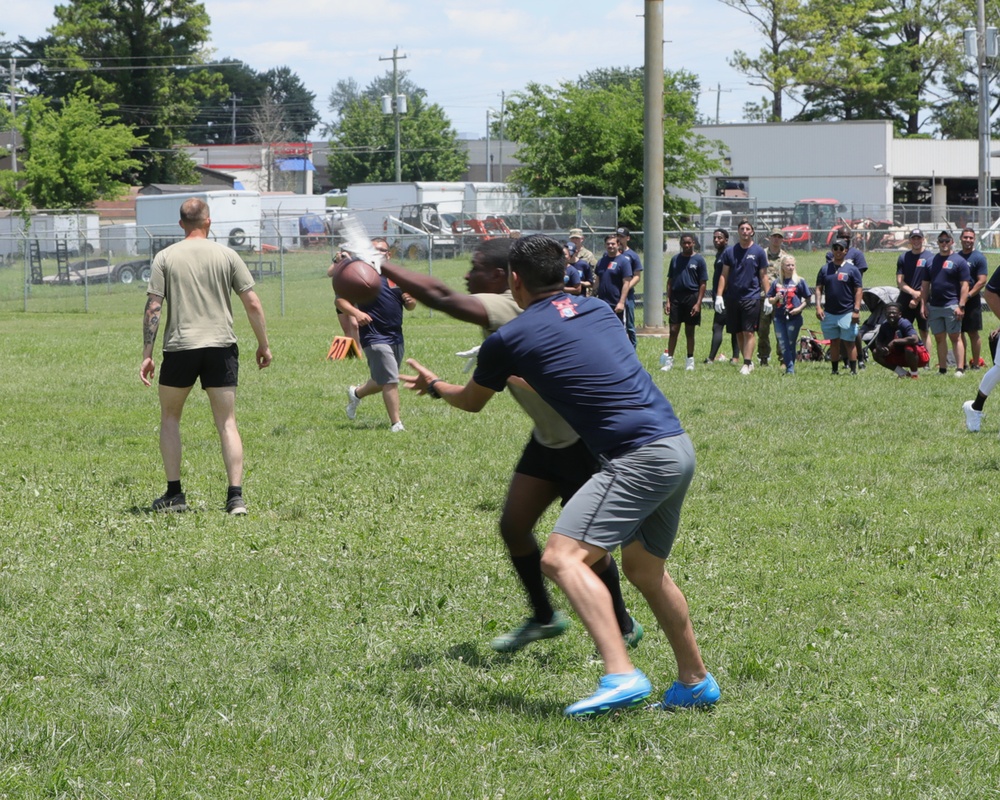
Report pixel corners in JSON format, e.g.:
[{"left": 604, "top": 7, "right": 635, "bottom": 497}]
[
  {"left": 668, "top": 253, "right": 708, "bottom": 297},
  {"left": 824, "top": 246, "right": 868, "bottom": 273},
  {"left": 620, "top": 247, "right": 643, "bottom": 299},
  {"left": 875, "top": 317, "right": 922, "bottom": 347},
  {"left": 357, "top": 276, "right": 406, "bottom": 347},
  {"left": 924, "top": 252, "right": 971, "bottom": 307},
  {"left": 564, "top": 264, "right": 582, "bottom": 290},
  {"left": 721, "top": 243, "right": 769, "bottom": 300},
  {"left": 897, "top": 249, "right": 933, "bottom": 289},
  {"left": 766, "top": 277, "right": 811, "bottom": 320},
  {"left": 816, "top": 262, "right": 863, "bottom": 315},
  {"left": 594, "top": 254, "right": 633, "bottom": 306},
  {"left": 474, "top": 293, "right": 684, "bottom": 457},
  {"left": 962, "top": 249, "right": 989, "bottom": 309}
]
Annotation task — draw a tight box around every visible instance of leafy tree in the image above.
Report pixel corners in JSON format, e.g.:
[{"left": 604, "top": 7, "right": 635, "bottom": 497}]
[
  {"left": 33, "top": 0, "right": 224, "bottom": 184},
  {"left": 259, "top": 67, "right": 319, "bottom": 141},
  {"left": 721, "top": 0, "right": 804, "bottom": 122},
  {"left": 327, "top": 88, "right": 466, "bottom": 185},
  {"left": 502, "top": 69, "right": 722, "bottom": 229},
  {"left": 325, "top": 69, "right": 427, "bottom": 134},
  {"left": 0, "top": 90, "right": 142, "bottom": 210},
  {"left": 186, "top": 59, "right": 265, "bottom": 145}
]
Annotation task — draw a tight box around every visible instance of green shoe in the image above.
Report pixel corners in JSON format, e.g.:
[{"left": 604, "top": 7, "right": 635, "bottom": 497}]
[
  {"left": 490, "top": 611, "right": 570, "bottom": 653},
  {"left": 623, "top": 616, "right": 644, "bottom": 649}
]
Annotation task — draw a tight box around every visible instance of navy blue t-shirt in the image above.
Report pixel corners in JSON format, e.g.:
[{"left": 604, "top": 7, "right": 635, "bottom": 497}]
[
  {"left": 711, "top": 252, "right": 726, "bottom": 299},
  {"left": 897, "top": 249, "right": 933, "bottom": 290},
  {"left": 875, "top": 317, "right": 922, "bottom": 347},
  {"left": 594, "top": 254, "right": 633, "bottom": 306},
  {"left": 816, "top": 262, "right": 863, "bottom": 315},
  {"left": 925, "top": 253, "right": 971, "bottom": 306},
  {"left": 564, "top": 264, "right": 582, "bottom": 289},
  {"left": 962, "top": 249, "right": 989, "bottom": 309},
  {"left": 668, "top": 253, "right": 708, "bottom": 297},
  {"left": 766, "top": 277, "right": 811, "bottom": 320},
  {"left": 474, "top": 293, "right": 684, "bottom": 457},
  {"left": 985, "top": 264, "right": 1000, "bottom": 295},
  {"left": 621, "top": 247, "right": 643, "bottom": 299},
  {"left": 721, "top": 243, "right": 768, "bottom": 300},
  {"left": 357, "top": 276, "right": 406, "bottom": 347}
]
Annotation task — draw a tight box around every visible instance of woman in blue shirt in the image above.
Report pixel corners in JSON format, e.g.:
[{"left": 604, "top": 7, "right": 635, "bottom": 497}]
[{"left": 766, "top": 255, "right": 812, "bottom": 374}]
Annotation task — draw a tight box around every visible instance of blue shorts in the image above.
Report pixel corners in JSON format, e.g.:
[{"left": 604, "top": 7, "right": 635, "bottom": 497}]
[
  {"left": 552, "top": 434, "right": 695, "bottom": 559},
  {"left": 821, "top": 312, "right": 858, "bottom": 341}
]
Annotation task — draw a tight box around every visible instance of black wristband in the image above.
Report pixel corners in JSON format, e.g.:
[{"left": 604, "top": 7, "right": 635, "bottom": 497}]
[{"left": 426, "top": 379, "right": 442, "bottom": 399}]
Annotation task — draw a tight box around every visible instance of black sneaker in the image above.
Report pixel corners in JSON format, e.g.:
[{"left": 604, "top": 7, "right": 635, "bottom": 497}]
[
  {"left": 225, "top": 495, "right": 247, "bottom": 515},
  {"left": 152, "top": 492, "right": 188, "bottom": 513}
]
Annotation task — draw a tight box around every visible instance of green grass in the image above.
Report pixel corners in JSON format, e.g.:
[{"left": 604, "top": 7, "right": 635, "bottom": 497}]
[{"left": 1, "top": 253, "right": 1000, "bottom": 798}]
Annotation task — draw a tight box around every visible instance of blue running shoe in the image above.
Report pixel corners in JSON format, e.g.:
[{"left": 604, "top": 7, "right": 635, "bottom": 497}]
[
  {"left": 564, "top": 669, "right": 652, "bottom": 717},
  {"left": 659, "top": 673, "right": 720, "bottom": 709}
]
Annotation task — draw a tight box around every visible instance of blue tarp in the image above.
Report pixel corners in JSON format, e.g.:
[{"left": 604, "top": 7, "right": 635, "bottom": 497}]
[{"left": 276, "top": 157, "right": 316, "bottom": 172}]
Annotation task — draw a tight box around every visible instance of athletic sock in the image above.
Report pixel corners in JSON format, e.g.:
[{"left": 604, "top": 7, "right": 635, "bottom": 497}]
[
  {"left": 593, "top": 557, "right": 632, "bottom": 635},
  {"left": 849, "top": 360, "right": 858, "bottom": 374},
  {"left": 744, "top": 359, "right": 752, "bottom": 367},
  {"left": 227, "top": 485, "right": 242, "bottom": 500},
  {"left": 973, "top": 391, "right": 989, "bottom": 412},
  {"left": 511, "top": 550, "right": 554, "bottom": 624},
  {"left": 940, "top": 367, "right": 948, "bottom": 375},
  {"left": 167, "top": 480, "right": 182, "bottom": 496}
]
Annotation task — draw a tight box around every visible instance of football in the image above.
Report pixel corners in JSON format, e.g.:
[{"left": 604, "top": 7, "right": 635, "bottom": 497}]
[{"left": 332, "top": 258, "right": 382, "bottom": 306}]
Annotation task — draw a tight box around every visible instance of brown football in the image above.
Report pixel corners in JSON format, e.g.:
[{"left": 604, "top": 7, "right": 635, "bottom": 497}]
[{"left": 331, "top": 259, "right": 382, "bottom": 306}]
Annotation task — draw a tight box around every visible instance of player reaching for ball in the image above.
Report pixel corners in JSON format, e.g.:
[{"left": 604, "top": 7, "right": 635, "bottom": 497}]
[
  {"left": 380, "top": 239, "right": 643, "bottom": 654},
  {"left": 401, "top": 234, "right": 718, "bottom": 717},
  {"left": 337, "top": 237, "right": 416, "bottom": 432}
]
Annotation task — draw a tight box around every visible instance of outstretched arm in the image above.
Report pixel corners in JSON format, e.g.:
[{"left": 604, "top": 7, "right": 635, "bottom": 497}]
[
  {"left": 381, "top": 261, "right": 489, "bottom": 327},
  {"left": 400, "top": 358, "right": 495, "bottom": 413}
]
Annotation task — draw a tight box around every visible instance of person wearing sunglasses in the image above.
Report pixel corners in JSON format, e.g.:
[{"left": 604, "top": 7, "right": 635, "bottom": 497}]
[
  {"left": 921, "top": 230, "right": 971, "bottom": 377},
  {"left": 815, "top": 238, "right": 864, "bottom": 375}
]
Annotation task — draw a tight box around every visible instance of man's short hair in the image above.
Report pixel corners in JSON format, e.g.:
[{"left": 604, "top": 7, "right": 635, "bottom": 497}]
[
  {"left": 714, "top": 228, "right": 729, "bottom": 240},
  {"left": 180, "top": 198, "right": 209, "bottom": 225},
  {"left": 604, "top": 233, "right": 618, "bottom": 244},
  {"left": 474, "top": 237, "right": 513, "bottom": 273},
  {"left": 962, "top": 226, "right": 976, "bottom": 236},
  {"left": 885, "top": 302, "right": 902, "bottom": 313},
  {"left": 509, "top": 234, "right": 566, "bottom": 292},
  {"left": 738, "top": 218, "right": 754, "bottom": 233}
]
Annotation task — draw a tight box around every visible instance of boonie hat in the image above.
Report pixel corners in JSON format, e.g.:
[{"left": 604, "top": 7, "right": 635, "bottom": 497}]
[{"left": 568, "top": 227, "right": 584, "bottom": 238}]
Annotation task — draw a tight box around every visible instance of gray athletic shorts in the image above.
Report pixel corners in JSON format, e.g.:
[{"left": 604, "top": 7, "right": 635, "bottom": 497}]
[
  {"left": 552, "top": 433, "right": 695, "bottom": 559},
  {"left": 363, "top": 342, "right": 404, "bottom": 385},
  {"left": 928, "top": 304, "right": 962, "bottom": 335}
]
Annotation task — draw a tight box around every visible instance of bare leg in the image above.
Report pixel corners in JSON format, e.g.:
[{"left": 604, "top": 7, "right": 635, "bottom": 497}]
[
  {"left": 950, "top": 332, "right": 965, "bottom": 371},
  {"left": 935, "top": 332, "right": 948, "bottom": 370},
  {"left": 541, "top": 534, "right": 633, "bottom": 675},
  {"left": 621, "top": 542, "right": 707, "bottom": 684},
  {"left": 206, "top": 386, "right": 242, "bottom": 487},
  {"left": 381, "top": 383, "right": 401, "bottom": 425},
  {"left": 158, "top": 384, "right": 193, "bottom": 482}
]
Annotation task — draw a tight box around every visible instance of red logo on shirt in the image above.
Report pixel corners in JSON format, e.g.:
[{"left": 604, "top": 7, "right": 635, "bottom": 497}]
[{"left": 551, "top": 297, "right": 578, "bottom": 319}]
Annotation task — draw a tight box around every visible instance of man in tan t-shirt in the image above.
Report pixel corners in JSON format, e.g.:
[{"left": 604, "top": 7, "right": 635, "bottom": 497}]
[
  {"left": 380, "top": 239, "right": 642, "bottom": 654},
  {"left": 140, "top": 197, "right": 272, "bottom": 515}
]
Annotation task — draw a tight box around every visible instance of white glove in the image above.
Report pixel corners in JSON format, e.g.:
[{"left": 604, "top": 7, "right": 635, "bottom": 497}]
[
  {"left": 456, "top": 345, "right": 481, "bottom": 372},
  {"left": 714, "top": 296, "right": 725, "bottom": 314},
  {"left": 338, "top": 215, "right": 383, "bottom": 274},
  {"left": 762, "top": 298, "right": 774, "bottom": 316}
]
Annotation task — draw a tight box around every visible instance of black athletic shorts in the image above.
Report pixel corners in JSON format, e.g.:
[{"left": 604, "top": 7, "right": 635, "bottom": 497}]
[
  {"left": 669, "top": 293, "right": 702, "bottom": 326},
  {"left": 160, "top": 344, "right": 239, "bottom": 389},
  {"left": 726, "top": 295, "right": 761, "bottom": 335},
  {"left": 962, "top": 298, "right": 983, "bottom": 333},
  {"left": 515, "top": 437, "right": 599, "bottom": 506}
]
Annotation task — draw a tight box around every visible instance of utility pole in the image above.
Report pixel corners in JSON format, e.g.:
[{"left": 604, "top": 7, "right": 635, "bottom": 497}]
[
  {"left": 9, "top": 58, "right": 17, "bottom": 173},
  {"left": 703, "top": 83, "right": 731, "bottom": 124},
  {"left": 228, "top": 94, "right": 241, "bottom": 145},
  {"left": 498, "top": 91, "right": 505, "bottom": 181},
  {"left": 642, "top": 0, "right": 665, "bottom": 330},
  {"left": 978, "top": 0, "right": 991, "bottom": 225},
  {"left": 380, "top": 47, "right": 407, "bottom": 182}
]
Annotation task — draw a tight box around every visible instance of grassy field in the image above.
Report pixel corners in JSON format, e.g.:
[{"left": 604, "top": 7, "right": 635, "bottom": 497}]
[{"left": 1, "top": 251, "right": 1000, "bottom": 798}]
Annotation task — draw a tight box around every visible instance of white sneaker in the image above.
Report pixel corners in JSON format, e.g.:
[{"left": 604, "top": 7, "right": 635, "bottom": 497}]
[
  {"left": 715, "top": 354, "right": 730, "bottom": 363},
  {"left": 685, "top": 356, "right": 695, "bottom": 371},
  {"left": 963, "top": 400, "right": 982, "bottom": 432},
  {"left": 660, "top": 354, "right": 674, "bottom": 372},
  {"left": 739, "top": 363, "right": 752, "bottom": 375},
  {"left": 390, "top": 421, "right": 405, "bottom": 432},
  {"left": 346, "top": 385, "right": 361, "bottom": 420},
  {"left": 955, "top": 370, "right": 965, "bottom": 378}
]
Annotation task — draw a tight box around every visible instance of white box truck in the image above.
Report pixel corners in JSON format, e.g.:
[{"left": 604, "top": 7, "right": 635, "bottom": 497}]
[{"left": 135, "top": 190, "right": 262, "bottom": 254}]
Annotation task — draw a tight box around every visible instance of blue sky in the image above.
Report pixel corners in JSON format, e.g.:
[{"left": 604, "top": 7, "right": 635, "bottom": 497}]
[{"left": 3, "top": 0, "right": 754, "bottom": 137}]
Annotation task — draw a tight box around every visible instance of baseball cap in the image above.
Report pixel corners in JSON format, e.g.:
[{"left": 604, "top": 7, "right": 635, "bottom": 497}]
[
  {"left": 909, "top": 228, "right": 924, "bottom": 238},
  {"left": 568, "top": 227, "right": 584, "bottom": 238},
  {"left": 832, "top": 238, "right": 850, "bottom": 249},
  {"left": 566, "top": 241, "right": 577, "bottom": 254},
  {"left": 769, "top": 228, "right": 784, "bottom": 238},
  {"left": 615, "top": 226, "right": 629, "bottom": 236}
]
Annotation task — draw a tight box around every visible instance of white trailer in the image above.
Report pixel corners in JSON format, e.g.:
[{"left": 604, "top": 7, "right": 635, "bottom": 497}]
[
  {"left": 0, "top": 215, "right": 26, "bottom": 262},
  {"left": 135, "top": 190, "right": 262, "bottom": 254},
  {"left": 260, "top": 193, "right": 330, "bottom": 248},
  {"left": 31, "top": 213, "right": 101, "bottom": 256},
  {"left": 100, "top": 222, "right": 138, "bottom": 257}
]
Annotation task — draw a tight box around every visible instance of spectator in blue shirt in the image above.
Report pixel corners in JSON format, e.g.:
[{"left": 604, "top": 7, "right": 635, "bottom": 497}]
[{"left": 921, "top": 229, "right": 971, "bottom": 377}]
